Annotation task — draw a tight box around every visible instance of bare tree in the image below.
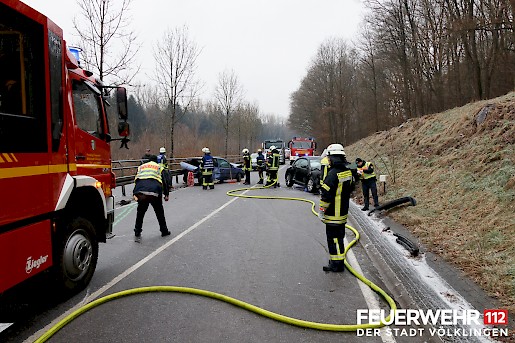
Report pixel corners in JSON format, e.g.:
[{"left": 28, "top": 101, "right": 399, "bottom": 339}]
[
  {"left": 214, "top": 70, "right": 244, "bottom": 156},
  {"left": 73, "top": 0, "right": 140, "bottom": 85},
  {"left": 153, "top": 25, "right": 202, "bottom": 157}
]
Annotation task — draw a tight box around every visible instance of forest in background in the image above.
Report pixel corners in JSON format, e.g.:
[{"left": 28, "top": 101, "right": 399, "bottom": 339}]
[
  {"left": 289, "top": 0, "right": 514, "bottom": 149},
  {"left": 92, "top": 0, "right": 514, "bottom": 161}
]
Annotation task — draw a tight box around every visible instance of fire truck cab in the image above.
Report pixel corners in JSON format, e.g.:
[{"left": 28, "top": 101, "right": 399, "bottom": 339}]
[
  {"left": 288, "top": 137, "right": 316, "bottom": 163},
  {"left": 0, "top": 0, "right": 129, "bottom": 294}
]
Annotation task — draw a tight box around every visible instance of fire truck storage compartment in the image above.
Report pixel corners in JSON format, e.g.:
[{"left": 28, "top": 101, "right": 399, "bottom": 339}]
[{"left": 0, "top": 220, "right": 53, "bottom": 293}]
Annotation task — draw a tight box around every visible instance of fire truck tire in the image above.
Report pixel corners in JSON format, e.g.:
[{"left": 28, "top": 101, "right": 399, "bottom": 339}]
[{"left": 55, "top": 217, "right": 98, "bottom": 292}]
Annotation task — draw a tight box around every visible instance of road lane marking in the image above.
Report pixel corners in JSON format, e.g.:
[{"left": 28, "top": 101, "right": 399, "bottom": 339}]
[
  {"left": 345, "top": 237, "right": 396, "bottom": 343},
  {"left": 0, "top": 323, "right": 13, "bottom": 334},
  {"left": 25, "top": 191, "right": 246, "bottom": 343}
]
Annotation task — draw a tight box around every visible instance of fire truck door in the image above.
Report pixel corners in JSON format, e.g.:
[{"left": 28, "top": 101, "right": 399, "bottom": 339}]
[{"left": 71, "top": 80, "right": 111, "bottom": 188}]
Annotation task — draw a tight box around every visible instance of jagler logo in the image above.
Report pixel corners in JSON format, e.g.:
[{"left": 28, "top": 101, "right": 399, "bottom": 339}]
[{"left": 26, "top": 255, "right": 49, "bottom": 274}]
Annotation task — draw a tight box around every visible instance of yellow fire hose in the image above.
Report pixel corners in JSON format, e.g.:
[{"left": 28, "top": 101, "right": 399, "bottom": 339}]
[{"left": 35, "top": 181, "right": 396, "bottom": 342}]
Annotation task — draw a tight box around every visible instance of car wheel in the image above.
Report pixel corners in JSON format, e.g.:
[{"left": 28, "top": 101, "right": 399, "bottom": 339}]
[
  {"left": 236, "top": 173, "right": 242, "bottom": 182},
  {"left": 307, "top": 177, "right": 317, "bottom": 193},
  {"left": 285, "top": 173, "right": 294, "bottom": 187}
]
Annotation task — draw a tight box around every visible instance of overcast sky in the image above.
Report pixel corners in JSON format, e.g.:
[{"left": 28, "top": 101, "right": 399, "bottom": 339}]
[{"left": 22, "top": 0, "right": 365, "bottom": 118}]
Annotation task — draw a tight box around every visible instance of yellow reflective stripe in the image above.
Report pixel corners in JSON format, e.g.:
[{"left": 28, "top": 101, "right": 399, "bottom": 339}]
[
  {"left": 76, "top": 164, "right": 111, "bottom": 169},
  {"left": 335, "top": 182, "right": 342, "bottom": 216},
  {"left": 0, "top": 164, "right": 72, "bottom": 179},
  {"left": 10, "top": 153, "right": 18, "bottom": 162},
  {"left": 321, "top": 183, "right": 330, "bottom": 191},
  {"left": 330, "top": 254, "right": 345, "bottom": 261},
  {"left": 0, "top": 155, "right": 4, "bottom": 163},
  {"left": 48, "top": 164, "right": 70, "bottom": 173},
  {"left": 2, "top": 153, "right": 12, "bottom": 162}
]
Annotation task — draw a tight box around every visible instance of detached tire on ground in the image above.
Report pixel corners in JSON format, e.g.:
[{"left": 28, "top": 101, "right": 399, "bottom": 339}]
[{"left": 54, "top": 217, "right": 98, "bottom": 292}]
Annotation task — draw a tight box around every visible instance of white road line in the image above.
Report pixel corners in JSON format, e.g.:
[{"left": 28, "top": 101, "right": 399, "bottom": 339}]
[
  {"left": 345, "top": 236, "right": 397, "bottom": 343},
  {"left": 25, "top": 191, "right": 245, "bottom": 343},
  {"left": 0, "top": 323, "right": 13, "bottom": 334}
]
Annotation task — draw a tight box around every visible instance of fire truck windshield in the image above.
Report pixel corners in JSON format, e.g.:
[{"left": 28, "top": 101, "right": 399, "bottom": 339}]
[{"left": 291, "top": 141, "right": 312, "bottom": 149}]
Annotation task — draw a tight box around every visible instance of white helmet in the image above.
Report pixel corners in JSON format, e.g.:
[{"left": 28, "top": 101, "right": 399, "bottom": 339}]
[
  {"left": 242, "top": 148, "right": 249, "bottom": 154},
  {"left": 269, "top": 145, "right": 276, "bottom": 150},
  {"left": 159, "top": 147, "right": 166, "bottom": 153},
  {"left": 258, "top": 149, "right": 262, "bottom": 152},
  {"left": 202, "top": 147, "right": 210, "bottom": 154},
  {"left": 326, "top": 143, "right": 346, "bottom": 156}
]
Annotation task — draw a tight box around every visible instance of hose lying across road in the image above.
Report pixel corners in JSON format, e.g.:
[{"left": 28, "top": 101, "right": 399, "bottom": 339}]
[{"left": 35, "top": 180, "right": 396, "bottom": 342}]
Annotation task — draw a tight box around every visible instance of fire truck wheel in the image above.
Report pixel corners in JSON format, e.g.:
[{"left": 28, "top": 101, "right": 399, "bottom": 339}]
[{"left": 55, "top": 217, "right": 99, "bottom": 292}]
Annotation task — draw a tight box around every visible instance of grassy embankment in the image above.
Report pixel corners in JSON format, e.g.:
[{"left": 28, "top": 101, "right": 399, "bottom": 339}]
[{"left": 345, "top": 92, "right": 515, "bottom": 314}]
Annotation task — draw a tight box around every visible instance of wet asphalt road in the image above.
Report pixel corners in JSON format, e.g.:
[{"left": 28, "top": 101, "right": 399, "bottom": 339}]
[{"left": 0, "top": 168, "right": 504, "bottom": 343}]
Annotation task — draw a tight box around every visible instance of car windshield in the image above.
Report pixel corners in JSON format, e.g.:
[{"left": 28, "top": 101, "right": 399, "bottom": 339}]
[{"left": 309, "top": 158, "right": 321, "bottom": 170}]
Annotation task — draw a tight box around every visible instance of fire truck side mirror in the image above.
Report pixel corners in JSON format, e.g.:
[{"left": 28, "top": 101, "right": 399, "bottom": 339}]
[
  {"left": 118, "top": 121, "right": 130, "bottom": 137},
  {"left": 116, "top": 87, "right": 128, "bottom": 120}
]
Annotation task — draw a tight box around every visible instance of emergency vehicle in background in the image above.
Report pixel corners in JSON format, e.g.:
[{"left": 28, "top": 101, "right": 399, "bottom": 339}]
[
  {"left": 0, "top": 0, "right": 130, "bottom": 294},
  {"left": 288, "top": 137, "right": 316, "bottom": 163},
  {"left": 262, "top": 139, "right": 286, "bottom": 164}
]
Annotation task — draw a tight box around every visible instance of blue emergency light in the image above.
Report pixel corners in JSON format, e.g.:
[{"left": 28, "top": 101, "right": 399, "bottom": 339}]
[{"left": 69, "top": 47, "right": 81, "bottom": 64}]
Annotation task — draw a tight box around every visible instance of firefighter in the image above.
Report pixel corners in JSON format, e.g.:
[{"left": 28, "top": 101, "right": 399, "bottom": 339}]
[
  {"left": 319, "top": 147, "right": 331, "bottom": 191},
  {"left": 242, "top": 148, "right": 251, "bottom": 185},
  {"left": 133, "top": 155, "right": 171, "bottom": 242},
  {"left": 140, "top": 148, "right": 152, "bottom": 165},
  {"left": 200, "top": 147, "right": 214, "bottom": 190},
  {"left": 157, "top": 147, "right": 171, "bottom": 189},
  {"left": 157, "top": 147, "right": 168, "bottom": 168},
  {"left": 265, "top": 145, "right": 280, "bottom": 187},
  {"left": 318, "top": 144, "right": 353, "bottom": 272},
  {"left": 356, "top": 157, "right": 379, "bottom": 211},
  {"left": 256, "top": 149, "right": 266, "bottom": 184}
]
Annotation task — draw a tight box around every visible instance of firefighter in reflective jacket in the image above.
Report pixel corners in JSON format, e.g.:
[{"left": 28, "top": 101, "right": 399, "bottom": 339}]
[
  {"left": 256, "top": 149, "right": 265, "bottom": 184},
  {"left": 157, "top": 147, "right": 171, "bottom": 189},
  {"left": 201, "top": 147, "right": 214, "bottom": 190},
  {"left": 265, "top": 145, "right": 280, "bottom": 187},
  {"left": 356, "top": 157, "right": 379, "bottom": 211},
  {"left": 318, "top": 144, "right": 352, "bottom": 272},
  {"left": 319, "top": 145, "right": 334, "bottom": 190},
  {"left": 242, "top": 148, "right": 251, "bottom": 185},
  {"left": 133, "top": 155, "right": 171, "bottom": 242}
]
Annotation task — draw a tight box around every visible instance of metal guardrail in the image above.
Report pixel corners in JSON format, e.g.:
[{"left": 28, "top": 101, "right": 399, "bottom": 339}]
[{"left": 112, "top": 155, "right": 242, "bottom": 196}]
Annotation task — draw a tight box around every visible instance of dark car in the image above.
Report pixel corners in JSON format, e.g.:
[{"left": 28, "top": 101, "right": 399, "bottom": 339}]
[
  {"left": 285, "top": 156, "right": 358, "bottom": 193},
  {"left": 181, "top": 157, "right": 244, "bottom": 184},
  {"left": 284, "top": 156, "right": 322, "bottom": 193}
]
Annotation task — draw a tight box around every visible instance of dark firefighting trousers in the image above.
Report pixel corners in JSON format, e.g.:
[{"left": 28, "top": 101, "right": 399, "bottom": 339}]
[
  {"left": 134, "top": 194, "right": 168, "bottom": 235},
  {"left": 326, "top": 223, "right": 346, "bottom": 270},
  {"left": 361, "top": 178, "right": 379, "bottom": 208}
]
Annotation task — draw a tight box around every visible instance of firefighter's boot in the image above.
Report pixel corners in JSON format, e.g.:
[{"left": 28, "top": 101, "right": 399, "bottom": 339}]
[{"left": 323, "top": 260, "right": 344, "bottom": 272}]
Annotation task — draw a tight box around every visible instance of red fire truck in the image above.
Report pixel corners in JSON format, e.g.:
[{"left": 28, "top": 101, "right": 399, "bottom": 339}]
[
  {"left": 0, "top": 0, "right": 130, "bottom": 293},
  {"left": 288, "top": 137, "right": 316, "bottom": 163}
]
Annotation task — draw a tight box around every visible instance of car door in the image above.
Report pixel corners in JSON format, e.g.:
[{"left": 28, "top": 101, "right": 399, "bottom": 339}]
[
  {"left": 217, "top": 158, "right": 232, "bottom": 181},
  {"left": 295, "top": 158, "right": 309, "bottom": 183}
]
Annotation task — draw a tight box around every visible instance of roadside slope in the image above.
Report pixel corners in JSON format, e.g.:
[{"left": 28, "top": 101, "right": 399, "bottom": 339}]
[{"left": 345, "top": 91, "right": 515, "bottom": 313}]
